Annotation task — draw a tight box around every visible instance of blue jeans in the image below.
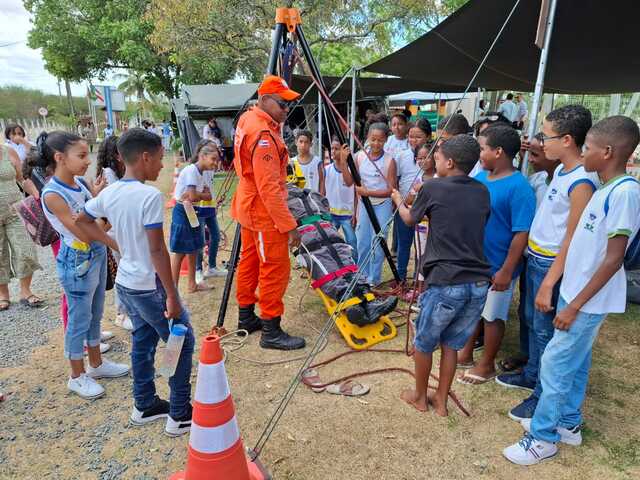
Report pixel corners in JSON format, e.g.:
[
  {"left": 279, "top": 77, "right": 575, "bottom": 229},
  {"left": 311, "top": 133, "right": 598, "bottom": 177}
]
[
  {"left": 356, "top": 199, "right": 393, "bottom": 286},
  {"left": 116, "top": 279, "right": 194, "bottom": 418},
  {"left": 331, "top": 214, "right": 358, "bottom": 262},
  {"left": 523, "top": 255, "right": 560, "bottom": 399},
  {"left": 530, "top": 296, "right": 606, "bottom": 443},
  {"left": 57, "top": 243, "right": 107, "bottom": 360},
  {"left": 196, "top": 210, "right": 220, "bottom": 271},
  {"left": 415, "top": 281, "right": 489, "bottom": 353},
  {"left": 395, "top": 211, "right": 415, "bottom": 281},
  {"left": 517, "top": 257, "right": 529, "bottom": 358}
]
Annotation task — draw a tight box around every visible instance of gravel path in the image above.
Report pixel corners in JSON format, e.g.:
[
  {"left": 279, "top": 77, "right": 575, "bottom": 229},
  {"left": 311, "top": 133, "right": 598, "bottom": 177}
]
[{"left": 0, "top": 245, "right": 61, "bottom": 369}]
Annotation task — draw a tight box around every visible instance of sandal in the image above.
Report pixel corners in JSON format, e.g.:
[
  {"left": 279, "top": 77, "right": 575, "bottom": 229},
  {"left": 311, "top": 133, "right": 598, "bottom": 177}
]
[
  {"left": 187, "top": 282, "right": 214, "bottom": 294},
  {"left": 456, "top": 370, "right": 497, "bottom": 385},
  {"left": 19, "top": 295, "right": 43, "bottom": 308},
  {"left": 498, "top": 357, "right": 527, "bottom": 372},
  {"left": 0, "top": 299, "right": 9, "bottom": 311},
  {"left": 301, "top": 369, "right": 325, "bottom": 393},
  {"left": 326, "top": 380, "right": 370, "bottom": 397}
]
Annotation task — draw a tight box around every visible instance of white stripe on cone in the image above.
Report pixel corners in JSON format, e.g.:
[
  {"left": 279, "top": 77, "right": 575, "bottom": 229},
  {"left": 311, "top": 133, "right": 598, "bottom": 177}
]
[
  {"left": 189, "top": 416, "right": 241, "bottom": 454},
  {"left": 194, "top": 361, "right": 231, "bottom": 405}
]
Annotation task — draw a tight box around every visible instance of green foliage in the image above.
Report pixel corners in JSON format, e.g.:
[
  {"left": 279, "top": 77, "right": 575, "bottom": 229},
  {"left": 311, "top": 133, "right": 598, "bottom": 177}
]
[{"left": 0, "top": 85, "right": 88, "bottom": 119}]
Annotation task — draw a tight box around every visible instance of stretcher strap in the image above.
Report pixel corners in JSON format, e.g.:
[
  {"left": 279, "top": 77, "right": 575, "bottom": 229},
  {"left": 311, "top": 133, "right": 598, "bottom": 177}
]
[
  {"left": 312, "top": 221, "right": 344, "bottom": 268},
  {"left": 300, "top": 213, "right": 332, "bottom": 225},
  {"left": 311, "top": 264, "right": 358, "bottom": 289},
  {"left": 298, "top": 221, "right": 332, "bottom": 234}
]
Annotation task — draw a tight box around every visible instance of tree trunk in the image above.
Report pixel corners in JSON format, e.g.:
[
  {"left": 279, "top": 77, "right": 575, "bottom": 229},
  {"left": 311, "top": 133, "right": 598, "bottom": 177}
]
[{"left": 65, "top": 79, "right": 75, "bottom": 117}]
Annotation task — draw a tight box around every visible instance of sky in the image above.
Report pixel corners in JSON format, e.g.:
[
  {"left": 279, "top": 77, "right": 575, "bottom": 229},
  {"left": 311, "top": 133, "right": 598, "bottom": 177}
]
[{"left": 0, "top": 0, "right": 102, "bottom": 96}]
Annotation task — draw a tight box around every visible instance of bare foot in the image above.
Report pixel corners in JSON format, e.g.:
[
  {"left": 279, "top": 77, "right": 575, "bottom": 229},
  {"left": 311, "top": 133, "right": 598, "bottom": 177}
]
[
  {"left": 400, "top": 388, "right": 428, "bottom": 412},
  {"left": 427, "top": 391, "right": 448, "bottom": 417}
]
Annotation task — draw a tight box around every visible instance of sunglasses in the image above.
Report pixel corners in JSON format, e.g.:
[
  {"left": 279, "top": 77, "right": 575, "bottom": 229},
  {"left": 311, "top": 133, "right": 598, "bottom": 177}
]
[{"left": 268, "top": 95, "right": 294, "bottom": 110}]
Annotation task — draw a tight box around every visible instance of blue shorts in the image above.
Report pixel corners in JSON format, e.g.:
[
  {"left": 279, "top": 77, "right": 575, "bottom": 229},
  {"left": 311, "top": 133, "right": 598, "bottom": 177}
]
[
  {"left": 414, "top": 281, "right": 490, "bottom": 353},
  {"left": 170, "top": 203, "right": 204, "bottom": 254}
]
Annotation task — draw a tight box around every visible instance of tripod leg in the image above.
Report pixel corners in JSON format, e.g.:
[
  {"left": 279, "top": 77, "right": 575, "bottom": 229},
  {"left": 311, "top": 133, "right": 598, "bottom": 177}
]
[{"left": 216, "top": 223, "right": 242, "bottom": 329}]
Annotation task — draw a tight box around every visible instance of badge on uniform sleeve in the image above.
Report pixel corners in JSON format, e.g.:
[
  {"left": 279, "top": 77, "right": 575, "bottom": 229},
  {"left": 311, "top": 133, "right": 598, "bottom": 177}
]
[{"left": 258, "top": 139, "right": 270, "bottom": 148}]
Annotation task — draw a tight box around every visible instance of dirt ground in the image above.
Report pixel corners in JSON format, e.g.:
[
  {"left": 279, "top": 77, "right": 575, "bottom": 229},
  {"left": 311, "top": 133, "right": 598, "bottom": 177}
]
[{"left": 1, "top": 154, "right": 639, "bottom": 479}]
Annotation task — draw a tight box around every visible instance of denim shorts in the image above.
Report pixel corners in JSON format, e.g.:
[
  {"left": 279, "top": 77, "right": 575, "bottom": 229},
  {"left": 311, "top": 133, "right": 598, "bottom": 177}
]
[{"left": 414, "top": 281, "right": 489, "bottom": 353}]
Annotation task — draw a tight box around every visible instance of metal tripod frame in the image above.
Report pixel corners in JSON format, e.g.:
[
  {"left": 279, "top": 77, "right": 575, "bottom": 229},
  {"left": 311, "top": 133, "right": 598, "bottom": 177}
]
[{"left": 216, "top": 8, "right": 400, "bottom": 329}]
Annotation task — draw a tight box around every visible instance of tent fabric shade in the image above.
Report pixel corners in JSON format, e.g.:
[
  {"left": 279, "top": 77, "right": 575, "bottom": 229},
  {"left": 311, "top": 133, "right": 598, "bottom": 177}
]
[{"left": 366, "top": 0, "right": 640, "bottom": 94}]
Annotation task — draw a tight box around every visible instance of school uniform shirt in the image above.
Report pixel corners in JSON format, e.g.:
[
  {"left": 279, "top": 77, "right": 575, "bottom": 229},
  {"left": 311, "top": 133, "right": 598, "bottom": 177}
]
[
  {"left": 528, "top": 164, "right": 599, "bottom": 259},
  {"left": 560, "top": 176, "right": 640, "bottom": 314},
  {"left": 356, "top": 150, "right": 393, "bottom": 206},
  {"left": 395, "top": 149, "right": 421, "bottom": 197},
  {"left": 4, "top": 140, "right": 30, "bottom": 164},
  {"left": 291, "top": 155, "right": 322, "bottom": 193},
  {"left": 197, "top": 169, "right": 216, "bottom": 213},
  {"left": 469, "top": 160, "right": 484, "bottom": 178},
  {"left": 410, "top": 175, "right": 491, "bottom": 285},
  {"left": 384, "top": 136, "right": 410, "bottom": 159},
  {"left": 474, "top": 170, "right": 536, "bottom": 277},
  {"left": 84, "top": 179, "right": 164, "bottom": 291},
  {"left": 528, "top": 171, "right": 549, "bottom": 209},
  {"left": 174, "top": 163, "right": 205, "bottom": 201},
  {"left": 324, "top": 163, "right": 354, "bottom": 217}
]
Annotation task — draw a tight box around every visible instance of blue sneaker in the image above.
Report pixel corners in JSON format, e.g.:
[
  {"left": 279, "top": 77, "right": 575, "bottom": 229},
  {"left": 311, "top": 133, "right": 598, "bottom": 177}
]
[
  {"left": 495, "top": 372, "right": 535, "bottom": 392},
  {"left": 508, "top": 396, "right": 538, "bottom": 422}
]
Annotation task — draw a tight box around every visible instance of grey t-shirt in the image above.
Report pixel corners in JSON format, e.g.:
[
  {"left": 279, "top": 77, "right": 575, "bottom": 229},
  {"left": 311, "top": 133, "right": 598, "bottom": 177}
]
[{"left": 410, "top": 175, "right": 492, "bottom": 285}]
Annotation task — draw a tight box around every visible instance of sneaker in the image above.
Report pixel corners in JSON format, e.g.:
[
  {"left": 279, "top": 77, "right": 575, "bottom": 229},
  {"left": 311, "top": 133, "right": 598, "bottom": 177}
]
[
  {"left": 496, "top": 373, "right": 535, "bottom": 392},
  {"left": 114, "top": 313, "right": 133, "bottom": 331},
  {"left": 86, "top": 359, "right": 130, "bottom": 379},
  {"left": 509, "top": 396, "right": 538, "bottom": 422},
  {"left": 100, "top": 331, "right": 114, "bottom": 342},
  {"left": 410, "top": 304, "right": 420, "bottom": 314},
  {"left": 521, "top": 419, "right": 582, "bottom": 446},
  {"left": 130, "top": 396, "right": 170, "bottom": 426},
  {"left": 165, "top": 404, "right": 192, "bottom": 437},
  {"left": 68, "top": 373, "right": 105, "bottom": 400},
  {"left": 203, "top": 267, "right": 228, "bottom": 278},
  {"left": 84, "top": 342, "right": 111, "bottom": 355},
  {"left": 503, "top": 434, "right": 558, "bottom": 465},
  {"left": 195, "top": 270, "right": 204, "bottom": 284}
]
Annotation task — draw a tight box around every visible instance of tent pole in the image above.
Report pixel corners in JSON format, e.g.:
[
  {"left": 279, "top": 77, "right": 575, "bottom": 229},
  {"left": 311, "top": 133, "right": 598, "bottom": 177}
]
[
  {"left": 473, "top": 87, "right": 481, "bottom": 124},
  {"left": 522, "top": 0, "right": 558, "bottom": 174},
  {"left": 349, "top": 67, "right": 358, "bottom": 151},
  {"left": 318, "top": 91, "right": 323, "bottom": 159}
]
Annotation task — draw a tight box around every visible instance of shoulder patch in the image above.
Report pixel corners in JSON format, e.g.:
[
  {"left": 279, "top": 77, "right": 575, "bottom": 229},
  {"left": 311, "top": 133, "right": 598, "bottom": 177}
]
[{"left": 258, "top": 139, "right": 270, "bottom": 148}]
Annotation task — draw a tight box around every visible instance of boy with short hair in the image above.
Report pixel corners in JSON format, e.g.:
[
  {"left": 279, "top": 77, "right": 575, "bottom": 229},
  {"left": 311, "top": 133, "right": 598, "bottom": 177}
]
[
  {"left": 504, "top": 115, "right": 640, "bottom": 465},
  {"left": 78, "top": 128, "right": 194, "bottom": 436},
  {"left": 291, "top": 130, "right": 323, "bottom": 193},
  {"left": 498, "top": 106, "right": 599, "bottom": 424},
  {"left": 437, "top": 113, "right": 471, "bottom": 140},
  {"left": 385, "top": 113, "right": 410, "bottom": 158},
  {"left": 457, "top": 124, "right": 536, "bottom": 385},
  {"left": 392, "top": 134, "right": 491, "bottom": 416}
]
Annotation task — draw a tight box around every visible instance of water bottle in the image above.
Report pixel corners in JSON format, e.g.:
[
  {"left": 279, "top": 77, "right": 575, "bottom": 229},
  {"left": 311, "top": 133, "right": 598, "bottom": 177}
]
[
  {"left": 159, "top": 324, "right": 188, "bottom": 378},
  {"left": 183, "top": 200, "right": 200, "bottom": 228}
]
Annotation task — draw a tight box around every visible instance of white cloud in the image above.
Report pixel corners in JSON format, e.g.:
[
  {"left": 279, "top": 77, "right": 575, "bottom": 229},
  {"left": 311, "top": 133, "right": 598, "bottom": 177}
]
[{"left": 0, "top": 0, "right": 112, "bottom": 96}]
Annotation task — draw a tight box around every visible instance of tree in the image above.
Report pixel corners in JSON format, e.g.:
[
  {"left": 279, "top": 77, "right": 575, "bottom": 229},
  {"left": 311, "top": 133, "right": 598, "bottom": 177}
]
[
  {"left": 115, "top": 70, "right": 149, "bottom": 122},
  {"left": 147, "top": 0, "right": 444, "bottom": 80},
  {"left": 25, "top": 0, "right": 181, "bottom": 98}
]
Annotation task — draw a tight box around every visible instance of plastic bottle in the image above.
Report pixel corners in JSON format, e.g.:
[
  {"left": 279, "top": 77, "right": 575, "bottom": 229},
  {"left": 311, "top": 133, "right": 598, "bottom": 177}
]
[
  {"left": 159, "top": 324, "right": 188, "bottom": 378},
  {"left": 183, "top": 200, "right": 200, "bottom": 228}
]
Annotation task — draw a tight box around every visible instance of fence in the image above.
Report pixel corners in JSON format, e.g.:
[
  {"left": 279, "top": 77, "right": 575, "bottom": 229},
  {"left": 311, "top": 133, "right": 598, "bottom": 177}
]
[{"left": 0, "top": 117, "right": 70, "bottom": 142}]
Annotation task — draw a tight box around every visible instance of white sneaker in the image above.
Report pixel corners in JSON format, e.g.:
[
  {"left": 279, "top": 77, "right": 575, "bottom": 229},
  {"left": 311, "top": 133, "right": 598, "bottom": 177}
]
[
  {"left": 100, "top": 330, "right": 114, "bottom": 342},
  {"left": 84, "top": 342, "right": 111, "bottom": 355},
  {"left": 203, "top": 267, "right": 228, "bottom": 278},
  {"left": 68, "top": 373, "right": 105, "bottom": 399},
  {"left": 521, "top": 418, "right": 582, "bottom": 446},
  {"left": 195, "top": 270, "right": 204, "bottom": 284},
  {"left": 115, "top": 313, "right": 133, "bottom": 331},
  {"left": 86, "top": 359, "right": 130, "bottom": 379},
  {"left": 503, "top": 434, "right": 558, "bottom": 465}
]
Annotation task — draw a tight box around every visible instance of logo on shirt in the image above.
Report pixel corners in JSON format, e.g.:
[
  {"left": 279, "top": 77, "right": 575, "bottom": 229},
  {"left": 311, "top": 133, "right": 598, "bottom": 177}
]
[
  {"left": 547, "top": 188, "right": 558, "bottom": 202},
  {"left": 258, "top": 139, "right": 270, "bottom": 148},
  {"left": 584, "top": 212, "right": 597, "bottom": 232}
]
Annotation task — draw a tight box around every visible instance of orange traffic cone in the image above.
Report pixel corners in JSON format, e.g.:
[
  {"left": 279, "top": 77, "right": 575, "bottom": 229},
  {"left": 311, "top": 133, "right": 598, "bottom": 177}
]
[
  {"left": 166, "top": 158, "right": 181, "bottom": 208},
  {"left": 170, "top": 335, "right": 270, "bottom": 480}
]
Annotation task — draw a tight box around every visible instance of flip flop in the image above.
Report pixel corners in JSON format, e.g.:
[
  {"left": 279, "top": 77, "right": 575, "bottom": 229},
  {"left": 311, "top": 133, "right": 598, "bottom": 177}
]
[
  {"left": 456, "top": 361, "right": 475, "bottom": 369},
  {"left": 0, "top": 300, "right": 9, "bottom": 311},
  {"left": 456, "top": 370, "right": 497, "bottom": 385},
  {"left": 326, "top": 380, "right": 370, "bottom": 397},
  {"left": 301, "top": 369, "right": 325, "bottom": 393},
  {"left": 19, "top": 295, "right": 44, "bottom": 308},
  {"left": 187, "top": 282, "right": 214, "bottom": 293}
]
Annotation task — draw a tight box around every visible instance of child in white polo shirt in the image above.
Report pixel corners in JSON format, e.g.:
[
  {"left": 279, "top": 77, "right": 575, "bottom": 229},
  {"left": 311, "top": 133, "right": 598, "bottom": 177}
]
[
  {"left": 504, "top": 116, "right": 640, "bottom": 465},
  {"left": 79, "top": 128, "right": 195, "bottom": 437}
]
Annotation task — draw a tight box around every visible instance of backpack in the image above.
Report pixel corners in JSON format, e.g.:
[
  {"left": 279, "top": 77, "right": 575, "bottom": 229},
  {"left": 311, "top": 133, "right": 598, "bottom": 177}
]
[
  {"left": 604, "top": 176, "right": 640, "bottom": 271},
  {"left": 13, "top": 195, "right": 59, "bottom": 247}
]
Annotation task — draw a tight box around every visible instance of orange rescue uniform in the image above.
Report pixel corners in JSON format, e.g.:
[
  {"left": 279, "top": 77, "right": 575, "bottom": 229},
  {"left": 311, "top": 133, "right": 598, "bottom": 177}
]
[{"left": 231, "top": 106, "right": 297, "bottom": 319}]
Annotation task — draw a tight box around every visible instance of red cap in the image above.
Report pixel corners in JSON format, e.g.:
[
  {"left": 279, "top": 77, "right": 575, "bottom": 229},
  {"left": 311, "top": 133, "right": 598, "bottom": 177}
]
[{"left": 258, "top": 75, "right": 300, "bottom": 101}]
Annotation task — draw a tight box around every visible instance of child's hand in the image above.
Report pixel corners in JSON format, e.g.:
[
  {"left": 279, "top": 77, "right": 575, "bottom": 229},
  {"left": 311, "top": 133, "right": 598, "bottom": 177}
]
[
  {"left": 390, "top": 188, "right": 403, "bottom": 206},
  {"left": 339, "top": 144, "right": 351, "bottom": 163},
  {"left": 535, "top": 284, "right": 554, "bottom": 312},
  {"left": 553, "top": 304, "right": 578, "bottom": 331},
  {"left": 491, "top": 268, "right": 511, "bottom": 291},
  {"left": 355, "top": 185, "right": 368, "bottom": 197},
  {"left": 350, "top": 216, "right": 357, "bottom": 228},
  {"left": 93, "top": 175, "right": 107, "bottom": 196},
  {"left": 165, "top": 294, "right": 183, "bottom": 320}
]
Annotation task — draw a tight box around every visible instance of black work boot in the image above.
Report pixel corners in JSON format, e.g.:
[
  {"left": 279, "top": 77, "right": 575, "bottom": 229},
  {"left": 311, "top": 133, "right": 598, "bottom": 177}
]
[
  {"left": 363, "top": 296, "right": 399, "bottom": 323},
  {"left": 344, "top": 304, "right": 377, "bottom": 327},
  {"left": 238, "top": 305, "right": 262, "bottom": 334},
  {"left": 260, "top": 317, "right": 306, "bottom": 350}
]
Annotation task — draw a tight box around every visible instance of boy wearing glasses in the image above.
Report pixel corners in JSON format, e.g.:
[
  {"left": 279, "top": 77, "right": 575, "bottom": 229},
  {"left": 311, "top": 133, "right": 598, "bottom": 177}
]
[
  {"left": 498, "top": 105, "right": 600, "bottom": 423},
  {"left": 504, "top": 116, "right": 640, "bottom": 464}
]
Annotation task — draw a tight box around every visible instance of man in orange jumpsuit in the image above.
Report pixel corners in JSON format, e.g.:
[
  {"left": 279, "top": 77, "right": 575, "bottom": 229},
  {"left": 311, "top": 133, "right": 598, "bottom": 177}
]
[{"left": 231, "top": 75, "right": 305, "bottom": 350}]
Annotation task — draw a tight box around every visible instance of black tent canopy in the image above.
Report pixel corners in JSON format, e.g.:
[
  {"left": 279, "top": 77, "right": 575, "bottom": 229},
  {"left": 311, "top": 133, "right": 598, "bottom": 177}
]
[{"left": 366, "top": 0, "right": 640, "bottom": 94}]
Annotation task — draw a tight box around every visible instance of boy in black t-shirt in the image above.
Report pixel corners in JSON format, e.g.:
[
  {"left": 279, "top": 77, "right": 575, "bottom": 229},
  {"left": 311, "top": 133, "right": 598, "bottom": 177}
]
[{"left": 391, "top": 134, "right": 491, "bottom": 416}]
